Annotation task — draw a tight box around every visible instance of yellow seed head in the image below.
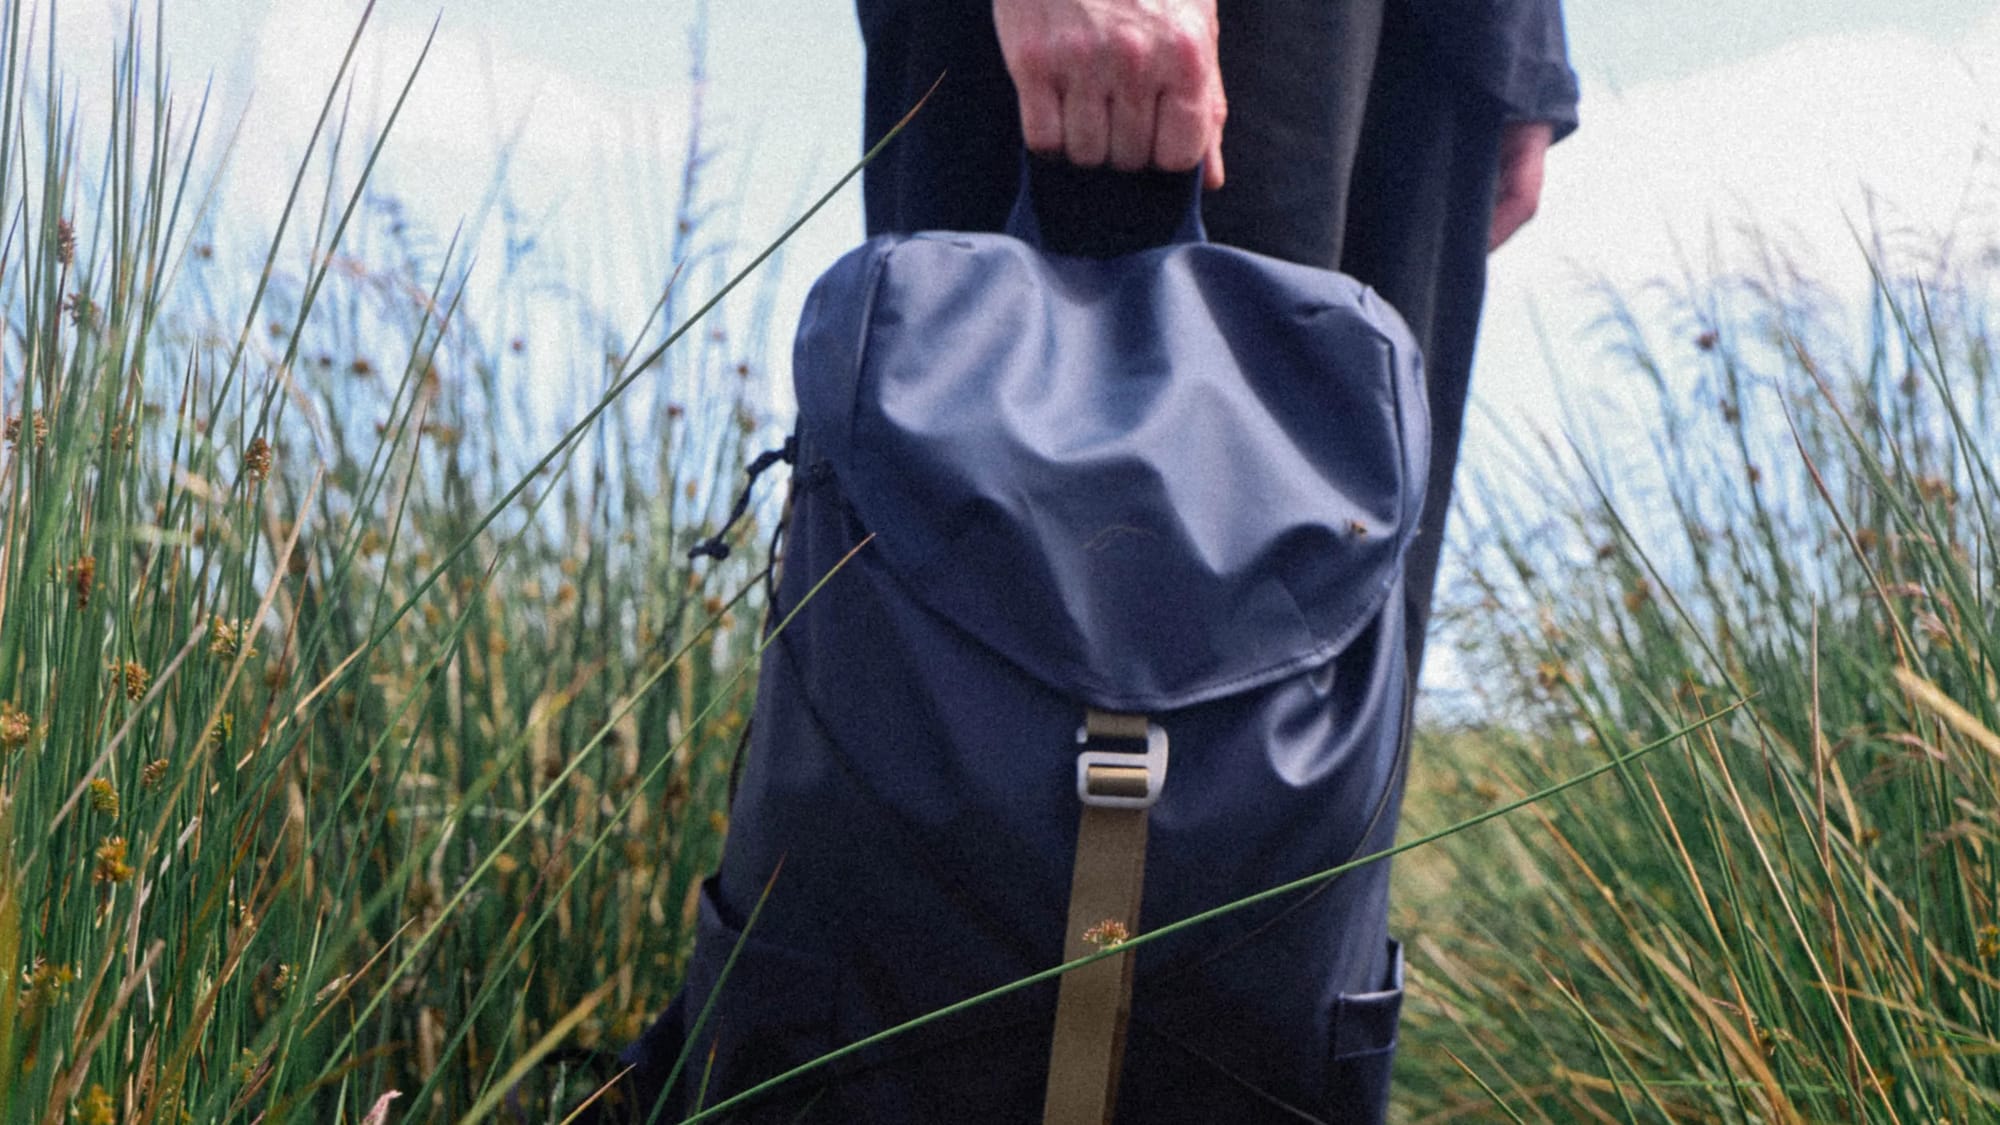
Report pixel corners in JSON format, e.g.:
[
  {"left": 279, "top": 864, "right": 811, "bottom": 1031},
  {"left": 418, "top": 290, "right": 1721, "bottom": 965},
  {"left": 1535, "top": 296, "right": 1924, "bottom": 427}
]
[
  {"left": 77, "top": 1082, "right": 114, "bottom": 1125},
  {"left": 208, "top": 615, "right": 238, "bottom": 657},
  {"left": 20, "top": 960, "right": 76, "bottom": 1014},
  {"left": 0, "top": 701, "right": 32, "bottom": 750},
  {"left": 115, "top": 660, "right": 150, "bottom": 701},
  {"left": 87, "top": 778, "right": 119, "bottom": 817},
  {"left": 208, "top": 616, "right": 254, "bottom": 659},
  {"left": 1535, "top": 661, "right": 1566, "bottom": 691},
  {"left": 94, "top": 837, "right": 133, "bottom": 884},
  {"left": 1979, "top": 925, "right": 1999, "bottom": 961},
  {"left": 229, "top": 1047, "right": 262, "bottom": 1086}
]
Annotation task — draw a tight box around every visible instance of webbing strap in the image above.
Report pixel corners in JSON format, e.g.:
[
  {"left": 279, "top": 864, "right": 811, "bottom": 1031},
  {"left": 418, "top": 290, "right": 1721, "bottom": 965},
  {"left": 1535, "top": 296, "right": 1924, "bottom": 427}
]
[{"left": 1043, "top": 710, "right": 1158, "bottom": 1125}]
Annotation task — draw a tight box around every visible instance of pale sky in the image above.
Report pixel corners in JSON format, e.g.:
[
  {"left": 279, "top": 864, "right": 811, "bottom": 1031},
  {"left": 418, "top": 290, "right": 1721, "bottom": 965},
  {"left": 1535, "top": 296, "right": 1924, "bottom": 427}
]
[
  {"left": 41, "top": 1, "right": 2000, "bottom": 694},
  {"left": 47, "top": 1, "right": 2000, "bottom": 416}
]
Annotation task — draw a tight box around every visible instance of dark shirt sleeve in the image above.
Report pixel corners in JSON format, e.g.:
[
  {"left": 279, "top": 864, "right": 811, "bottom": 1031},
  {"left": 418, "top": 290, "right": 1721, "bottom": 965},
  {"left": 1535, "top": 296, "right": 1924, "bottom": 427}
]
[{"left": 1403, "top": 0, "right": 1580, "bottom": 140}]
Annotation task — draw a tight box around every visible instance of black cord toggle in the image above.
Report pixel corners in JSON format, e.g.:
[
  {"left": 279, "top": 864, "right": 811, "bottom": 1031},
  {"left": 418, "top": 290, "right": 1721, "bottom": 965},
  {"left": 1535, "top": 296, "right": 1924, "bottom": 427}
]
[{"left": 688, "top": 434, "right": 798, "bottom": 562}]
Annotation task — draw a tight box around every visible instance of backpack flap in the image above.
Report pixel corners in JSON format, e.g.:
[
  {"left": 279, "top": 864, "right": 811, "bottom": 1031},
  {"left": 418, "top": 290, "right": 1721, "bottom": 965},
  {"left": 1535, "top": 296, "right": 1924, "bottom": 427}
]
[{"left": 793, "top": 231, "right": 1428, "bottom": 713}]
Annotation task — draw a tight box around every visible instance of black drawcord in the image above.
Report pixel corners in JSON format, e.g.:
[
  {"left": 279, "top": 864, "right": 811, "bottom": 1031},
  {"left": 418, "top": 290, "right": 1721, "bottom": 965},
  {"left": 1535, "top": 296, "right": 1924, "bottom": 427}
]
[{"left": 688, "top": 435, "right": 798, "bottom": 562}]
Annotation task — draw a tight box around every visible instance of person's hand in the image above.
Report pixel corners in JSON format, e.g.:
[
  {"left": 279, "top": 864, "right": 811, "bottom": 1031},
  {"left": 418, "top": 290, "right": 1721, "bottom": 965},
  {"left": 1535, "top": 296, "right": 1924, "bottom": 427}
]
[
  {"left": 992, "top": 0, "right": 1228, "bottom": 189},
  {"left": 1488, "top": 120, "right": 1552, "bottom": 252}
]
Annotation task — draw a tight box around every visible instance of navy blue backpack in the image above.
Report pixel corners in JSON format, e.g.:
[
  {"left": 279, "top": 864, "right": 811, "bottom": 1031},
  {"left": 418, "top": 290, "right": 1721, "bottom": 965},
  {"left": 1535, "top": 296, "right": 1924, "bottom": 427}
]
[{"left": 618, "top": 176, "right": 1429, "bottom": 1124}]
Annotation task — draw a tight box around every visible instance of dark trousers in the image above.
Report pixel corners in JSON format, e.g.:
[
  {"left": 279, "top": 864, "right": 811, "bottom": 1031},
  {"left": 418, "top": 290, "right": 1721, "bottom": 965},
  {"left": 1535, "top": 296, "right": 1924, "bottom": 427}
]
[{"left": 858, "top": 0, "right": 1506, "bottom": 676}]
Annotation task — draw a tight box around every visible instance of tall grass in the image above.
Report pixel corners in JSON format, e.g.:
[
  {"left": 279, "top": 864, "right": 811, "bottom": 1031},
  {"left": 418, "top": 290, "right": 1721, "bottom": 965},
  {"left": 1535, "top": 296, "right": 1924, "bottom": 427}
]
[
  {"left": 0, "top": 4, "right": 776, "bottom": 1120},
  {"left": 28, "top": 3, "right": 2000, "bottom": 1123},
  {"left": 1395, "top": 224, "right": 2000, "bottom": 1121}
]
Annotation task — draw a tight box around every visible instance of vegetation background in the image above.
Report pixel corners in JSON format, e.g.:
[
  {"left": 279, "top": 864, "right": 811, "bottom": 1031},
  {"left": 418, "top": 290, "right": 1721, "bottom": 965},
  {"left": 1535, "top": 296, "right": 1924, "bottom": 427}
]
[{"left": 3, "top": 2, "right": 1999, "bottom": 1122}]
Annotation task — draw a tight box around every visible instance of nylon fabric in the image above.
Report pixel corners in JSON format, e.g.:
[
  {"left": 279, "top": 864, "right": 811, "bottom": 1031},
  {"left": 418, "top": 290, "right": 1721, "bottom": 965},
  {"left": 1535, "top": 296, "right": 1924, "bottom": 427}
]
[
  {"left": 797, "top": 226, "right": 1427, "bottom": 713},
  {"left": 612, "top": 183, "right": 1427, "bottom": 1124}
]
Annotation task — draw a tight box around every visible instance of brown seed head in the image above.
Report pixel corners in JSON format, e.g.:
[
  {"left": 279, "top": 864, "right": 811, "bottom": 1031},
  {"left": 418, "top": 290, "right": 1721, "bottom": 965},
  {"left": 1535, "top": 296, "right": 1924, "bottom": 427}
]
[
  {"left": 243, "top": 436, "right": 273, "bottom": 484},
  {"left": 208, "top": 615, "right": 247, "bottom": 658},
  {"left": 94, "top": 836, "right": 133, "bottom": 884},
  {"left": 119, "top": 660, "right": 149, "bottom": 701},
  {"left": 65, "top": 292, "right": 94, "bottom": 329},
  {"left": 1082, "top": 919, "right": 1131, "bottom": 949},
  {"left": 1623, "top": 578, "right": 1653, "bottom": 613},
  {"left": 55, "top": 218, "right": 75, "bottom": 266},
  {"left": 0, "top": 701, "right": 32, "bottom": 750},
  {"left": 72, "top": 555, "right": 96, "bottom": 608}
]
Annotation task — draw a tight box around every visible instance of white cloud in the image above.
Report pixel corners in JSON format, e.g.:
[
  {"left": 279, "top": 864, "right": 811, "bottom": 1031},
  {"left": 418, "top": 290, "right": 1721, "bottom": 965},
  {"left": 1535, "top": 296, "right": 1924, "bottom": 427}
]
[
  {"left": 225, "top": 4, "right": 695, "bottom": 256},
  {"left": 1474, "top": 11, "right": 2000, "bottom": 441}
]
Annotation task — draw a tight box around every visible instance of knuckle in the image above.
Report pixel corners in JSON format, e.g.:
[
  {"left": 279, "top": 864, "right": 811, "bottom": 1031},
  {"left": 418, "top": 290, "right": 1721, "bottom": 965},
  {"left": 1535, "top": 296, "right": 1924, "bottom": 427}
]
[
  {"left": 1105, "top": 25, "right": 1150, "bottom": 75},
  {"left": 1011, "top": 38, "right": 1056, "bottom": 79}
]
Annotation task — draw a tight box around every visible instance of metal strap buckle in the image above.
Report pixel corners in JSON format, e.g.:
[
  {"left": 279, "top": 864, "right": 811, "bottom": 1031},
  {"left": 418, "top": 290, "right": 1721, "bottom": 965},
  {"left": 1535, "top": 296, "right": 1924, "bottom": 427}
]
[{"left": 1074, "top": 717, "right": 1169, "bottom": 810}]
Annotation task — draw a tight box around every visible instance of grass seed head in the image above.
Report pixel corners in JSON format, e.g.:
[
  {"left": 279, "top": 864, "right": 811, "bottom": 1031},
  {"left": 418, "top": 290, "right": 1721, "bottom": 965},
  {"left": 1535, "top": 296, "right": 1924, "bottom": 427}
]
[
  {"left": 0, "top": 700, "right": 33, "bottom": 750},
  {"left": 1623, "top": 577, "right": 1653, "bottom": 612},
  {"left": 76, "top": 1083, "right": 114, "bottom": 1125},
  {"left": 94, "top": 836, "right": 134, "bottom": 884},
  {"left": 208, "top": 616, "right": 253, "bottom": 659},
  {"left": 1082, "top": 920, "right": 1131, "bottom": 949},
  {"left": 72, "top": 555, "right": 96, "bottom": 608},
  {"left": 64, "top": 291, "right": 96, "bottom": 330},
  {"left": 20, "top": 959, "right": 76, "bottom": 1010},
  {"left": 113, "top": 660, "right": 149, "bottom": 701},
  {"left": 242, "top": 436, "right": 272, "bottom": 484},
  {"left": 88, "top": 778, "right": 120, "bottom": 817},
  {"left": 4, "top": 411, "right": 47, "bottom": 447}
]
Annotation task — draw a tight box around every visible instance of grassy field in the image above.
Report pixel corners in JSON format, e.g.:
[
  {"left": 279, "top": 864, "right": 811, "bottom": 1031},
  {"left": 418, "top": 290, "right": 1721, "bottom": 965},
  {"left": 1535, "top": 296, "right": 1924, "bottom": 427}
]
[
  {"left": 0, "top": 6, "right": 772, "bottom": 1120},
  {"left": 6, "top": 5, "right": 2000, "bottom": 1124},
  {"left": 1392, "top": 231, "right": 2000, "bottom": 1120}
]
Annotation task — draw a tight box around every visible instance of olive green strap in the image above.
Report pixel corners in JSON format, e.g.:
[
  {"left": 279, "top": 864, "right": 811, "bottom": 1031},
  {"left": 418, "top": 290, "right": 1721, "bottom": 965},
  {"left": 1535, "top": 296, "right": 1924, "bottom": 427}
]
[{"left": 1043, "top": 711, "right": 1163, "bottom": 1125}]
